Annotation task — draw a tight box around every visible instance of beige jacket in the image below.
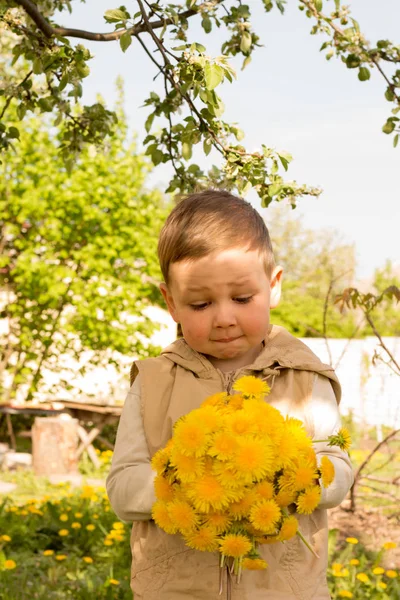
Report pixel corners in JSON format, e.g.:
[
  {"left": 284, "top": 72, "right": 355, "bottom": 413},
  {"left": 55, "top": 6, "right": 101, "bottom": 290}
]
[{"left": 107, "top": 326, "right": 354, "bottom": 600}]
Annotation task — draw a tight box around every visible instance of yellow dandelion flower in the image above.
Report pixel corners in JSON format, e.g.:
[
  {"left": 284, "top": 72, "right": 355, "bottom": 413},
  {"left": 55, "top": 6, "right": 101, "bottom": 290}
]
[
  {"left": 285, "top": 418, "right": 312, "bottom": 452},
  {"left": 378, "top": 582, "right": 387, "bottom": 589},
  {"left": 168, "top": 500, "right": 199, "bottom": 533},
  {"left": 256, "top": 534, "right": 280, "bottom": 545},
  {"left": 196, "top": 406, "right": 221, "bottom": 432},
  {"left": 228, "top": 395, "right": 245, "bottom": 410},
  {"left": 212, "top": 462, "right": 246, "bottom": 489},
  {"left": 187, "top": 474, "right": 240, "bottom": 513},
  {"left": 43, "top": 550, "right": 54, "bottom": 556},
  {"left": 275, "top": 488, "right": 296, "bottom": 508},
  {"left": 184, "top": 526, "right": 219, "bottom": 552},
  {"left": 279, "top": 515, "right": 298, "bottom": 541},
  {"left": 152, "top": 501, "right": 178, "bottom": 534},
  {"left": 242, "top": 557, "right": 268, "bottom": 570},
  {"left": 81, "top": 485, "right": 94, "bottom": 499},
  {"left": 250, "top": 499, "right": 281, "bottom": 533},
  {"left": 346, "top": 537, "right": 358, "bottom": 544},
  {"left": 338, "top": 592, "right": 353, "bottom": 598},
  {"left": 328, "top": 428, "right": 351, "bottom": 452},
  {"left": 55, "top": 555, "right": 67, "bottom": 561},
  {"left": 229, "top": 490, "right": 258, "bottom": 520},
  {"left": 356, "top": 573, "right": 369, "bottom": 583},
  {"left": 383, "top": 541, "right": 397, "bottom": 550},
  {"left": 75, "top": 512, "right": 83, "bottom": 518},
  {"left": 109, "top": 579, "right": 120, "bottom": 585},
  {"left": 173, "top": 417, "right": 210, "bottom": 457},
  {"left": 373, "top": 567, "right": 385, "bottom": 575},
  {"left": 225, "top": 412, "right": 255, "bottom": 437},
  {"left": 219, "top": 533, "right": 252, "bottom": 558},
  {"left": 59, "top": 514, "right": 68, "bottom": 522},
  {"left": 386, "top": 570, "right": 397, "bottom": 578},
  {"left": 208, "top": 431, "right": 238, "bottom": 461},
  {"left": 104, "top": 540, "right": 113, "bottom": 546},
  {"left": 4, "top": 560, "right": 17, "bottom": 570},
  {"left": 319, "top": 456, "right": 335, "bottom": 488},
  {"left": 204, "top": 512, "right": 232, "bottom": 533},
  {"left": 1, "top": 535, "right": 11, "bottom": 542},
  {"left": 233, "top": 437, "right": 275, "bottom": 481},
  {"left": 290, "top": 462, "right": 318, "bottom": 492},
  {"left": 233, "top": 376, "right": 270, "bottom": 398},
  {"left": 112, "top": 522, "right": 124, "bottom": 530},
  {"left": 275, "top": 431, "right": 300, "bottom": 468},
  {"left": 58, "top": 529, "right": 69, "bottom": 537},
  {"left": 83, "top": 556, "right": 93, "bottom": 564},
  {"left": 151, "top": 447, "right": 171, "bottom": 474},
  {"left": 296, "top": 485, "right": 321, "bottom": 515},
  {"left": 349, "top": 559, "right": 360, "bottom": 565},
  {"left": 332, "top": 563, "right": 343, "bottom": 574},
  {"left": 254, "top": 481, "right": 274, "bottom": 501},
  {"left": 154, "top": 474, "right": 176, "bottom": 502},
  {"left": 71, "top": 522, "right": 81, "bottom": 529},
  {"left": 201, "top": 392, "right": 228, "bottom": 408},
  {"left": 170, "top": 450, "right": 204, "bottom": 483}
]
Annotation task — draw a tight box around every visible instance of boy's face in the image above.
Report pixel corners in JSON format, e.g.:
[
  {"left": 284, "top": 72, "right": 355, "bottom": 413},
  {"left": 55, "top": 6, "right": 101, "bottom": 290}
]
[{"left": 160, "top": 247, "right": 283, "bottom": 371}]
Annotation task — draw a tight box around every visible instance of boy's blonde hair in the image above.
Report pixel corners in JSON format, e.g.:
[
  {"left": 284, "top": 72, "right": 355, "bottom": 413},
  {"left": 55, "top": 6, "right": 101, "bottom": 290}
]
[{"left": 158, "top": 190, "right": 275, "bottom": 284}]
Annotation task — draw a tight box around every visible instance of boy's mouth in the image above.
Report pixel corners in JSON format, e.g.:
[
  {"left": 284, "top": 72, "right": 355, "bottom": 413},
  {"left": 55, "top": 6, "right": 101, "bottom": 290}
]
[{"left": 214, "top": 336, "right": 240, "bottom": 343}]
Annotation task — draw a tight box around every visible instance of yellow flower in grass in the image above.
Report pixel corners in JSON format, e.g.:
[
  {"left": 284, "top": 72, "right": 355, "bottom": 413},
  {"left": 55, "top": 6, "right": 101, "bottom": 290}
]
[
  {"left": 112, "top": 522, "right": 124, "bottom": 530},
  {"left": 373, "top": 567, "right": 385, "bottom": 575},
  {"left": 254, "top": 481, "right": 274, "bottom": 501},
  {"left": 356, "top": 573, "right": 369, "bottom": 583},
  {"left": 386, "top": 570, "right": 397, "bottom": 578},
  {"left": 219, "top": 533, "right": 252, "bottom": 558},
  {"left": 71, "top": 522, "right": 81, "bottom": 529},
  {"left": 378, "top": 581, "right": 387, "bottom": 589},
  {"left": 83, "top": 556, "right": 93, "bottom": 564},
  {"left": 104, "top": 540, "right": 113, "bottom": 546},
  {"left": 154, "top": 474, "right": 176, "bottom": 502},
  {"left": 59, "top": 514, "right": 68, "bottom": 522},
  {"left": 205, "top": 512, "right": 233, "bottom": 533},
  {"left": 187, "top": 474, "right": 240, "bottom": 513},
  {"left": 349, "top": 559, "right": 359, "bottom": 566},
  {"left": 170, "top": 450, "right": 204, "bottom": 483},
  {"left": 328, "top": 428, "right": 351, "bottom": 452},
  {"left": 383, "top": 541, "right": 397, "bottom": 550},
  {"left": 233, "top": 376, "right": 270, "bottom": 398},
  {"left": 296, "top": 486, "right": 321, "bottom": 515},
  {"left": 75, "top": 512, "right": 83, "bottom": 518},
  {"left": 346, "top": 537, "right": 358, "bottom": 544},
  {"left": 338, "top": 592, "right": 353, "bottom": 598},
  {"left": 184, "top": 526, "right": 219, "bottom": 552},
  {"left": 233, "top": 437, "right": 275, "bottom": 482},
  {"left": 86, "top": 524, "right": 95, "bottom": 531},
  {"left": 152, "top": 501, "right": 177, "bottom": 534},
  {"left": 55, "top": 555, "right": 67, "bottom": 561},
  {"left": 168, "top": 500, "right": 199, "bottom": 533},
  {"left": 319, "top": 456, "right": 335, "bottom": 488},
  {"left": 242, "top": 557, "right": 268, "bottom": 570},
  {"left": 1, "top": 535, "right": 11, "bottom": 542},
  {"left": 151, "top": 447, "right": 171, "bottom": 474},
  {"left": 173, "top": 416, "right": 210, "bottom": 457},
  {"left": 208, "top": 431, "right": 238, "bottom": 461},
  {"left": 4, "top": 560, "right": 16, "bottom": 570},
  {"left": 250, "top": 499, "right": 281, "bottom": 533},
  {"left": 279, "top": 515, "right": 298, "bottom": 541},
  {"left": 43, "top": 550, "right": 54, "bottom": 556},
  {"left": 58, "top": 529, "right": 69, "bottom": 537},
  {"left": 109, "top": 579, "right": 119, "bottom": 585}
]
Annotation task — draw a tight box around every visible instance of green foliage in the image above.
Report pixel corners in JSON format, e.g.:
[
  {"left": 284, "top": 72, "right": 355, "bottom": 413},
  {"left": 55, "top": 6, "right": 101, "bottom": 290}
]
[
  {"left": 2, "top": 0, "right": 398, "bottom": 203},
  {"left": 0, "top": 99, "right": 169, "bottom": 402},
  {"left": 268, "top": 206, "right": 358, "bottom": 338}
]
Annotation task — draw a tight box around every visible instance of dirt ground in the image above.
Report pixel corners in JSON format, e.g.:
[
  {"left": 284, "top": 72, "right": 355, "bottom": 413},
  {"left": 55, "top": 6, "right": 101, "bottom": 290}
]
[{"left": 328, "top": 501, "right": 400, "bottom": 569}]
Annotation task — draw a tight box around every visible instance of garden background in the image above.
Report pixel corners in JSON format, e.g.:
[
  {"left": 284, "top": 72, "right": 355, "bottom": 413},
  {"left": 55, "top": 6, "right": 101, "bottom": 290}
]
[{"left": 1, "top": 1, "right": 400, "bottom": 598}]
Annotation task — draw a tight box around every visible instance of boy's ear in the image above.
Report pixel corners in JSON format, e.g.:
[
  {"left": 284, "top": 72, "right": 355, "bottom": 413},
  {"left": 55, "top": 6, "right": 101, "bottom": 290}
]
[
  {"left": 160, "top": 283, "right": 179, "bottom": 323},
  {"left": 270, "top": 266, "right": 283, "bottom": 309}
]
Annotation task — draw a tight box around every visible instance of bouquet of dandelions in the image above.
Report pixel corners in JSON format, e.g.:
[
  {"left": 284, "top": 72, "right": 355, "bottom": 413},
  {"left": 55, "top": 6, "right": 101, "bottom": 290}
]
[{"left": 151, "top": 376, "right": 351, "bottom": 590}]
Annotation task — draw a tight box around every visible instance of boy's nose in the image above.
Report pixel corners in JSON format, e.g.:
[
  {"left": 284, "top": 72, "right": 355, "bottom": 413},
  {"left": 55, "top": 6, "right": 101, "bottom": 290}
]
[{"left": 213, "top": 305, "right": 237, "bottom": 328}]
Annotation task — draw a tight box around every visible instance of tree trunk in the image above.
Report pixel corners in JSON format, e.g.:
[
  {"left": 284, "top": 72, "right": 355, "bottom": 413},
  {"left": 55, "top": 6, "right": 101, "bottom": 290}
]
[{"left": 32, "top": 416, "right": 79, "bottom": 475}]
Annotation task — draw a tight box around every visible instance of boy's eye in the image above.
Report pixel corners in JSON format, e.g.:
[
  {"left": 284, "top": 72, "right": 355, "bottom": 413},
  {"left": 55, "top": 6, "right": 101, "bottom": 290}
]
[
  {"left": 190, "top": 303, "right": 209, "bottom": 311},
  {"left": 234, "top": 296, "right": 253, "bottom": 304}
]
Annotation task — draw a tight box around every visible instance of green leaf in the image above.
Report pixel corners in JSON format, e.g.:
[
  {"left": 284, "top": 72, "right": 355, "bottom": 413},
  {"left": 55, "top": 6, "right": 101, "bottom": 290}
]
[
  {"left": 17, "top": 104, "right": 27, "bottom": 120},
  {"left": 120, "top": 32, "right": 132, "bottom": 53},
  {"left": 242, "top": 55, "right": 252, "bottom": 70},
  {"left": 182, "top": 141, "right": 192, "bottom": 160},
  {"left": 203, "top": 139, "right": 212, "bottom": 156},
  {"left": 104, "top": 8, "right": 129, "bottom": 23},
  {"left": 358, "top": 66, "right": 370, "bottom": 81},
  {"left": 202, "top": 16, "right": 212, "bottom": 33},
  {"left": 240, "top": 31, "right": 252, "bottom": 54},
  {"left": 151, "top": 148, "right": 164, "bottom": 165},
  {"left": 346, "top": 54, "right": 361, "bottom": 69},
  {"left": 8, "top": 126, "right": 20, "bottom": 140},
  {"left": 393, "top": 134, "right": 399, "bottom": 148},
  {"left": 315, "top": 0, "right": 323, "bottom": 11},
  {"left": 382, "top": 119, "right": 395, "bottom": 134},
  {"left": 385, "top": 88, "right": 395, "bottom": 102},
  {"left": 204, "top": 64, "right": 224, "bottom": 90},
  {"left": 32, "top": 58, "right": 43, "bottom": 75},
  {"left": 145, "top": 113, "right": 155, "bottom": 133}
]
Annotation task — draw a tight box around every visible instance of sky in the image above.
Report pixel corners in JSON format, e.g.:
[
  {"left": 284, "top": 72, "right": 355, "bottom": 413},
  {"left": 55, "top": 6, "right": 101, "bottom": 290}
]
[{"left": 60, "top": 0, "right": 400, "bottom": 280}]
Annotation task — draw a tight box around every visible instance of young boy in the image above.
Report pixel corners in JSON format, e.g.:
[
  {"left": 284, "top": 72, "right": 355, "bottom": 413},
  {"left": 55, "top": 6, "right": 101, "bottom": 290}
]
[{"left": 106, "top": 190, "right": 353, "bottom": 600}]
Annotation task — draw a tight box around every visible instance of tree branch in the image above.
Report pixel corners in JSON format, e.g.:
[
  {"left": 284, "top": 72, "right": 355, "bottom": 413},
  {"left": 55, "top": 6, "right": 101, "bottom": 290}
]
[{"left": 12, "top": 0, "right": 199, "bottom": 41}]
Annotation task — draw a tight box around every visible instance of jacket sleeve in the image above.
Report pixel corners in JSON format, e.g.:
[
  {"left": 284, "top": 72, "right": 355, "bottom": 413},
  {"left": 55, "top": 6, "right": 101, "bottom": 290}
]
[
  {"left": 309, "top": 374, "right": 354, "bottom": 509},
  {"left": 106, "top": 375, "right": 156, "bottom": 522}
]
